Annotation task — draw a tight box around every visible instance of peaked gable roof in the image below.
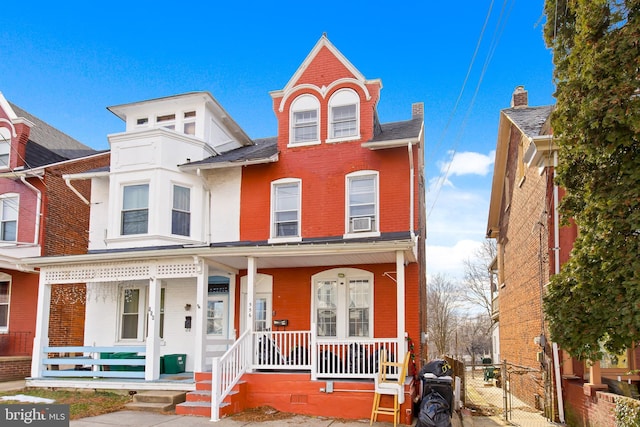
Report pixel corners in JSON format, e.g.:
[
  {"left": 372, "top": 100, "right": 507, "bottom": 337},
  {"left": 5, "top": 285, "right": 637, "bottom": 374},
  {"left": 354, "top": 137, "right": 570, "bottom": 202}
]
[
  {"left": 279, "top": 35, "right": 367, "bottom": 93},
  {"left": 9, "top": 102, "right": 99, "bottom": 167},
  {"left": 502, "top": 105, "right": 554, "bottom": 139}
]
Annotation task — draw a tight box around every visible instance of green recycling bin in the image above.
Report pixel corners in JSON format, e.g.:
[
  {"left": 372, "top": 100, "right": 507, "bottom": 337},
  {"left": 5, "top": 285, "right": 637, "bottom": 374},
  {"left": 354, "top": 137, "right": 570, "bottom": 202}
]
[
  {"left": 112, "top": 352, "right": 145, "bottom": 371},
  {"left": 163, "top": 354, "right": 186, "bottom": 374}
]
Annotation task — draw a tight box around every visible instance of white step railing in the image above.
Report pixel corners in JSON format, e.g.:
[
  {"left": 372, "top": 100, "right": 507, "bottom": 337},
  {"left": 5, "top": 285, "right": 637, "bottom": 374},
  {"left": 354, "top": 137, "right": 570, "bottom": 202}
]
[{"left": 211, "top": 329, "right": 251, "bottom": 422}]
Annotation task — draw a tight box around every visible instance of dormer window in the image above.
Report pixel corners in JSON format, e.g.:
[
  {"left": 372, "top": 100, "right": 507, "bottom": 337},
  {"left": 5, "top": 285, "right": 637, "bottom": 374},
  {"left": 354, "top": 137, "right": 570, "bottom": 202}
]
[
  {"left": 328, "top": 89, "right": 360, "bottom": 142},
  {"left": 156, "top": 114, "right": 176, "bottom": 130},
  {"left": 290, "top": 95, "right": 320, "bottom": 146},
  {"left": 183, "top": 111, "right": 196, "bottom": 135}
]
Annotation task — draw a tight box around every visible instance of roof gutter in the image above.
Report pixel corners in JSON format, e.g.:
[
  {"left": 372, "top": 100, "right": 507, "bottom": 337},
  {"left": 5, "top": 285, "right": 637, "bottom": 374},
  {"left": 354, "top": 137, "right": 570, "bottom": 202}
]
[
  {"left": 21, "top": 238, "right": 418, "bottom": 267},
  {"left": 180, "top": 153, "right": 279, "bottom": 171},
  {"left": 361, "top": 137, "right": 419, "bottom": 150}
]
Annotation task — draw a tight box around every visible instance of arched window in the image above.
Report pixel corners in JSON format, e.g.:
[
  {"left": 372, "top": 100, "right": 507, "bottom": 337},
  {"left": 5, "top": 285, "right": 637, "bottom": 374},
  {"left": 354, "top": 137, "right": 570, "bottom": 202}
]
[
  {"left": 290, "top": 95, "right": 320, "bottom": 145},
  {"left": 328, "top": 89, "right": 360, "bottom": 141}
]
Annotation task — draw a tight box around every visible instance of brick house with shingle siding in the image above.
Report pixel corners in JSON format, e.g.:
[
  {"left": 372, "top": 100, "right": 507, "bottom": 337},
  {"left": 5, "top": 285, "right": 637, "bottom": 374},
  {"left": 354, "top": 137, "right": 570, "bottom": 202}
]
[{"left": 0, "top": 93, "right": 109, "bottom": 379}]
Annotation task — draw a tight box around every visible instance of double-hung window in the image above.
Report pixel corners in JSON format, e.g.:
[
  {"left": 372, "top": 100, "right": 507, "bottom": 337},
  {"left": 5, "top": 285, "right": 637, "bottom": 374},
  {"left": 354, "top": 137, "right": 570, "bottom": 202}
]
[
  {"left": 290, "top": 95, "right": 320, "bottom": 145},
  {"left": 121, "top": 184, "right": 149, "bottom": 235},
  {"left": 0, "top": 195, "right": 18, "bottom": 242},
  {"left": 0, "top": 280, "right": 9, "bottom": 331},
  {"left": 271, "top": 179, "right": 301, "bottom": 241},
  {"left": 346, "top": 172, "right": 378, "bottom": 235},
  {"left": 0, "top": 128, "right": 10, "bottom": 167},
  {"left": 119, "top": 285, "right": 165, "bottom": 341},
  {"left": 328, "top": 89, "right": 359, "bottom": 141},
  {"left": 172, "top": 185, "right": 190, "bottom": 236},
  {"left": 183, "top": 111, "right": 196, "bottom": 135},
  {"left": 313, "top": 268, "right": 373, "bottom": 339}
]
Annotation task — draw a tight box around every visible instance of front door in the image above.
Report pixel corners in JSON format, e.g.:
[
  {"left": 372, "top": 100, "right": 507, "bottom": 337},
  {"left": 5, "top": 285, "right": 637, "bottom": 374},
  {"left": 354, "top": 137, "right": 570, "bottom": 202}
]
[
  {"left": 240, "top": 273, "right": 273, "bottom": 333},
  {"left": 206, "top": 277, "right": 232, "bottom": 358}
]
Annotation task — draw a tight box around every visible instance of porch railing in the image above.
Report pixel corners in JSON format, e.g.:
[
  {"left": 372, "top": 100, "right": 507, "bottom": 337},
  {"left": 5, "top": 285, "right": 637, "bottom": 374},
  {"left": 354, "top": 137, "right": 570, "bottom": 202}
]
[
  {"left": 211, "top": 329, "right": 251, "bottom": 422},
  {"left": 248, "top": 329, "right": 399, "bottom": 379},
  {"left": 40, "top": 346, "right": 146, "bottom": 379}
]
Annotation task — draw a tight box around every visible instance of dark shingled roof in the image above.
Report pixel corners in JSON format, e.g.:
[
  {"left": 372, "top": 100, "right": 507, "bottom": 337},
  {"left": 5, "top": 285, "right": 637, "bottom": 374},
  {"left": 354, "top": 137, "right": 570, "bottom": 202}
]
[
  {"left": 182, "top": 137, "right": 278, "bottom": 167},
  {"left": 503, "top": 105, "right": 553, "bottom": 138},
  {"left": 369, "top": 117, "right": 422, "bottom": 142},
  {"left": 9, "top": 102, "right": 99, "bottom": 168}
]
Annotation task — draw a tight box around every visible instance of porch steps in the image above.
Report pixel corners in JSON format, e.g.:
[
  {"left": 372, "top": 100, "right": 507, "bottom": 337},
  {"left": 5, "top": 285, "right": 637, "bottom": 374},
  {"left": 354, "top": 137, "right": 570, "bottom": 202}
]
[
  {"left": 124, "top": 390, "right": 186, "bottom": 413},
  {"left": 175, "top": 373, "right": 247, "bottom": 418}
]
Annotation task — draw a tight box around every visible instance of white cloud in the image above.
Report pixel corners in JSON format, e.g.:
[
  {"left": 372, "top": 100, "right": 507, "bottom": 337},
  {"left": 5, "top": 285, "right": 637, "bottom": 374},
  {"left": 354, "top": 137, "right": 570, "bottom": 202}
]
[
  {"left": 426, "top": 239, "right": 483, "bottom": 281},
  {"left": 437, "top": 150, "right": 495, "bottom": 177}
]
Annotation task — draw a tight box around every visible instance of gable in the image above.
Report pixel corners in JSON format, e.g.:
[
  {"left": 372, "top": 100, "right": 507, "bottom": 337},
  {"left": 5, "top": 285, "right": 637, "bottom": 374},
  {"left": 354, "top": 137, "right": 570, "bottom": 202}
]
[{"left": 295, "top": 45, "right": 359, "bottom": 88}]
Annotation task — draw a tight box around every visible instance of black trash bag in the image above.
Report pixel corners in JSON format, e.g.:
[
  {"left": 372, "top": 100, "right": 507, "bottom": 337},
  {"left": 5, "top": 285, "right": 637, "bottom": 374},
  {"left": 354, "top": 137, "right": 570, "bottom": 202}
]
[
  {"left": 417, "top": 391, "right": 452, "bottom": 427},
  {"left": 420, "top": 359, "right": 452, "bottom": 377}
]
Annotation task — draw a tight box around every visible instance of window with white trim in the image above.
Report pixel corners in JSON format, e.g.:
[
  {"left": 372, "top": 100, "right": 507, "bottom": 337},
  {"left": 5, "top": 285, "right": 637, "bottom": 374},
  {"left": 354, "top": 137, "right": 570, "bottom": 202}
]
[
  {"left": 121, "top": 184, "right": 149, "bottom": 235},
  {"left": 0, "top": 280, "right": 10, "bottom": 331},
  {"left": 271, "top": 179, "right": 301, "bottom": 240},
  {"left": 171, "top": 185, "right": 190, "bottom": 236},
  {"left": 328, "top": 89, "right": 359, "bottom": 141},
  {"left": 290, "top": 95, "right": 320, "bottom": 145},
  {"left": 0, "top": 195, "right": 18, "bottom": 242},
  {"left": 156, "top": 113, "right": 176, "bottom": 130},
  {"left": 119, "top": 285, "right": 165, "bottom": 341},
  {"left": 312, "top": 268, "right": 373, "bottom": 339},
  {"left": 183, "top": 111, "right": 196, "bottom": 135},
  {"left": 120, "top": 287, "right": 143, "bottom": 340},
  {"left": 346, "top": 172, "right": 378, "bottom": 234},
  {"left": 0, "top": 127, "right": 11, "bottom": 167}
]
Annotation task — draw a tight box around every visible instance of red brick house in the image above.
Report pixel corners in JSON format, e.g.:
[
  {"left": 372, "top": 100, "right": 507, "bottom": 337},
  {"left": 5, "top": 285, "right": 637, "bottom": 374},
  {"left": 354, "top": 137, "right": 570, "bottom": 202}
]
[
  {"left": 24, "top": 35, "right": 426, "bottom": 424},
  {"left": 0, "top": 92, "right": 109, "bottom": 380},
  {"left": 487, "top": 86, "right": 640, "bottom": 426}
]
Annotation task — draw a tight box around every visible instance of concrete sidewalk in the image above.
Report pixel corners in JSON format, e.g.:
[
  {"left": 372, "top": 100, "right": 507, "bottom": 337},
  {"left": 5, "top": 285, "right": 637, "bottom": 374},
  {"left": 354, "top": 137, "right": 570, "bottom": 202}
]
[{"left": 70, "top": 410, "right": 466, "bottom": 426}]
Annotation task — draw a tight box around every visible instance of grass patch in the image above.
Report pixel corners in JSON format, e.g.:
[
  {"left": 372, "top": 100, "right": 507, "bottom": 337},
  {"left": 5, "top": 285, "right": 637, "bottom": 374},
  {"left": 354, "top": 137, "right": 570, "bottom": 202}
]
[{"left": 0, "top": 388, "right": 132, "bottom": 420}]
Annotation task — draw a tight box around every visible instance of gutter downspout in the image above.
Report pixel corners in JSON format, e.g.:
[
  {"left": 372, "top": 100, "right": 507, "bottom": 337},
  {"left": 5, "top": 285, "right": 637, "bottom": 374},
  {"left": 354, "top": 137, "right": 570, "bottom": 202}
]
[
  {"left": 20, "top": 176, "right": 42, "bottom": 245},
  {"left": 65, "top": 178, "right": 90, "bottom": 205},
  {"left": 407, "top": 143, "right": 415, "bottom": 238},
  {"left": 552, "top": 150, "right": 565, "bottom": 423},
  {"left": 196, "top": 168, "right": 212, "bottom": 244}
]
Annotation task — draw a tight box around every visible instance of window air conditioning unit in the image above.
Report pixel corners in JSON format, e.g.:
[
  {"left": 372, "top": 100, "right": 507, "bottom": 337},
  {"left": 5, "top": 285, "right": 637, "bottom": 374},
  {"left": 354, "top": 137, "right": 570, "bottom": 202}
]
[{"left": 352, "top": 217, "right": 372, "bottom": 232}]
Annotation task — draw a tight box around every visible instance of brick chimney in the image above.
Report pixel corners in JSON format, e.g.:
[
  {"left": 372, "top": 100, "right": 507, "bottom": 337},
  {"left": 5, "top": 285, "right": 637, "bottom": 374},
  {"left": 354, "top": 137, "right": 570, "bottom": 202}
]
[
  {"left": 511, "top": 86, "right": 528, "bottom": 108},
  {"left": 412, "top": 102, "right": 424, "bottom": 119}
]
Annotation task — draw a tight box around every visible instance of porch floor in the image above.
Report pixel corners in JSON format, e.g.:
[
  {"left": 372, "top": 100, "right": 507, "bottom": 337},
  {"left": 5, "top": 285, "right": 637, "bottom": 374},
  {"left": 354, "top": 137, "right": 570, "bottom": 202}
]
[{"left": 25, "top": 372, "right": 195, "bottom": 391}]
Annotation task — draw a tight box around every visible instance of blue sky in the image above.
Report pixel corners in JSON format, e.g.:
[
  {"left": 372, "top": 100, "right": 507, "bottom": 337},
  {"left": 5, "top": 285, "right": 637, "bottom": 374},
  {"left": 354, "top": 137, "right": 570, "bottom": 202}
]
[{"left": 0, "top": 1, "right": 555, "bottom": 280}]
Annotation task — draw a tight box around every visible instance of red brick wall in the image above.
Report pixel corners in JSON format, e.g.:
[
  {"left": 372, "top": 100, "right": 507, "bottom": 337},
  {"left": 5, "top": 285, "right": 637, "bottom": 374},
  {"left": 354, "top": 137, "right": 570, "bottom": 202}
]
[
  {"left": 1, "top": 269, "right": 37, "bottom": 355},
  {"left": 0, "top": 179, "right": 37, "bottom": 244},
  {"left": 563, "top": 380, "right": 616, "bottom": 427},
  {"left": 40, "top": 153, "right": 110, "bottom": 256},
  {"left": 0, "top": 356, "right": 31, "bottom": 381},
  {"left": 233, "top": 263, "right": 421, "bottom": 360},
  {"left": 497, "top": 122, "right": 552, "bottom": 407}
]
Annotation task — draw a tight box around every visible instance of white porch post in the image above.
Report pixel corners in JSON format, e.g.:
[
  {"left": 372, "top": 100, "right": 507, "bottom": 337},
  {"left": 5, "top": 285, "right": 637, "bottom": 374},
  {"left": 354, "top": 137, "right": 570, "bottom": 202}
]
[
  {"left": 246, "top": 256, "right": 256, "bottom": 371},
  {"left": 31, "top": 271, "right": 51, "bottom": 378},
  {"left": 194, "top": 260, "right": 208, "bottom": 372},
  {"left": 145, "top": 276, "right": 161, "bottom": 380},
  {"left": 396, "top": 250, "right": 407, "bottom": 356}
]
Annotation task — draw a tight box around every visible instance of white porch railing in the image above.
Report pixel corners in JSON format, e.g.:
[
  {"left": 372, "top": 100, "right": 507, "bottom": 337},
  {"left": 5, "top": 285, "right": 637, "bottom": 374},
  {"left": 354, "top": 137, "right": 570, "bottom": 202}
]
[
  {"left": 313, "top": 338, "right": 399, "bottom": 379},
  {"left": 252, "top": 330, "right": 312, "bottom": 370},
  {"left": 40, "top": 346, "right": 146, "bottom": 379},
  {"left": 211, "top": 329, "right": 251, "bottom": 422}
]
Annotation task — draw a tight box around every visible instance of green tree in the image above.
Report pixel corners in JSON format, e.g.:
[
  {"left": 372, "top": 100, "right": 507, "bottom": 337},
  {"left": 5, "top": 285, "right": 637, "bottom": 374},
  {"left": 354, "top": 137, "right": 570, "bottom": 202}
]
[{"left": 542, "top": 0, "right": 640, "bottom": 360}]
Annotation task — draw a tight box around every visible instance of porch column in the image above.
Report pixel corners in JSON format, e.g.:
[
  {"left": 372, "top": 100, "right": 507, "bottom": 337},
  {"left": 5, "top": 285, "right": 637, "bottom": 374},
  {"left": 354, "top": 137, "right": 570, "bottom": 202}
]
[
  {"left": 246, "top": 256, "right": 256, "bottom": 371},
  {"left": 31, "top": 272, "right": 52, "bottom": 378},
  {"left": 396, "top": 251, "right": 406, "bottom": 356},
  {"left": 194, "top": 260, "right": 208, "bottom": 372},
  {"left": 145, "top": 276, "right": 161, "bottom": 380}
]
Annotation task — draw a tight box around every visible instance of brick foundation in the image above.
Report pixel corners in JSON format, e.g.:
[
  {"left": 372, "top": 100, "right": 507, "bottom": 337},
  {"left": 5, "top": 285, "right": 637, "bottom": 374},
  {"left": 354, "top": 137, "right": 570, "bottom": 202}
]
[{"left": 0, "top": 356, "right": 31, "bottom": 381}]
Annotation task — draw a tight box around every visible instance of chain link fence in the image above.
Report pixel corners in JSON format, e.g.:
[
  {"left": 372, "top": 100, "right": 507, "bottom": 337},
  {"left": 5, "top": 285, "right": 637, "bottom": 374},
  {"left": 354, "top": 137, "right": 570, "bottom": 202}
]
[{"left": 463, "top": 360, "right": 558, "bottom": 426}]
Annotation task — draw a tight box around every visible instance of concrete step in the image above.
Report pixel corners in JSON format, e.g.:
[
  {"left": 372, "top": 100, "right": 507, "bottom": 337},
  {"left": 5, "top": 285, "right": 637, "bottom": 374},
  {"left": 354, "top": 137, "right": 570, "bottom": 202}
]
[
  {"left": 186, "top": 389, "right": 211, "bottom": 402},
  {"left": 132, "top": 390, "right": 187, "bottom": 405},
  {"left": 124, "top": 390, "right": 186, "bottom": 413},
  {"left": 124, "top": 401, "right": 177, "bottom": 413}
]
